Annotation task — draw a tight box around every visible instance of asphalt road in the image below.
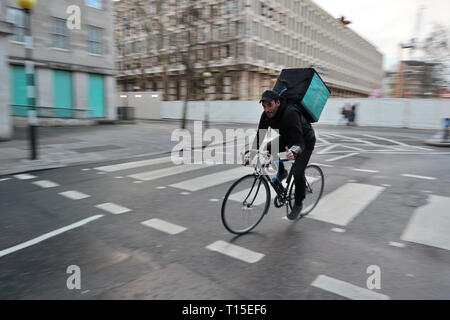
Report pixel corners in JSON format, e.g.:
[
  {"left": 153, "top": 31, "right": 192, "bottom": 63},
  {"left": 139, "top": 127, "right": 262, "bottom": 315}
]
[{"left": 1, "top": 125, "right": 449, "bottom": 300}]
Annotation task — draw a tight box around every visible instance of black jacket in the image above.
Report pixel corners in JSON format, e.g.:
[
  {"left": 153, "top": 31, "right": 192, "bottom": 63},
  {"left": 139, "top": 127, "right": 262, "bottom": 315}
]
[{"left": 257, "top": 103, "right": 316, "bottom": 152}]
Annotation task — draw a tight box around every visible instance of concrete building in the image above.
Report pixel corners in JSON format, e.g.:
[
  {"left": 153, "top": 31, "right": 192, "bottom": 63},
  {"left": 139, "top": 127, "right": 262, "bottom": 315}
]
[
  {"left": 114, "top": 0, "right": 383, "bottom": 101},
  {"left": 1, "top": 0, "right": 116, "bottom": 140}
]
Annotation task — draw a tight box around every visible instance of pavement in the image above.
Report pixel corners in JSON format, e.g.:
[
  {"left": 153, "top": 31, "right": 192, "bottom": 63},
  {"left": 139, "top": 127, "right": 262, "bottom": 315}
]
[{"left": 0, "top": 119, "right": 448, "bottom": 176}]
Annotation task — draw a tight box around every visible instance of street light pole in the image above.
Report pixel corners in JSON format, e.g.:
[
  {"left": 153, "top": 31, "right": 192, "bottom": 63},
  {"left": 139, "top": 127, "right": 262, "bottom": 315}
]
[{"left": 19, "top": 0, "right": 37, "bottom": 160}]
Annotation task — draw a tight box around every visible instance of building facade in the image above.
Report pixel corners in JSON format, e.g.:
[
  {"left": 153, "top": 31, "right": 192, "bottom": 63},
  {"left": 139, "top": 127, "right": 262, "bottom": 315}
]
[
  {"left": 115, "top": 0, "right": 383, "bottom": 100},
  {"left": 1, "top": 0, "right": 116, "bottom": 139}
]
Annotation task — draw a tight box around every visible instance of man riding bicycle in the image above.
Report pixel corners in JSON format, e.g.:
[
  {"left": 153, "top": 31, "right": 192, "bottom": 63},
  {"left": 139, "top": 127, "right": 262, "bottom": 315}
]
[{"left": 244, "top": 90, "right": 316, "bottom": 220}]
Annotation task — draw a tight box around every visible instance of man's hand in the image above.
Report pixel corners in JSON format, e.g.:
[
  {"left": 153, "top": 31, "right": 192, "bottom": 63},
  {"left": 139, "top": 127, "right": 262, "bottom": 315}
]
[
  {"left": 242, "top": 150, "right": 251, "bottom": 166},
  {"left": 285, "top": 146, "right": 295, "bottom": 161}
]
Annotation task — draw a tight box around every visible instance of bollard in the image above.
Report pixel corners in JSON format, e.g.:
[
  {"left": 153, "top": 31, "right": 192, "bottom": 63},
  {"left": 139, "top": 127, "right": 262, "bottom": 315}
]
[{"left": 443, "top": 118, "right": 449, "bottom": 142}]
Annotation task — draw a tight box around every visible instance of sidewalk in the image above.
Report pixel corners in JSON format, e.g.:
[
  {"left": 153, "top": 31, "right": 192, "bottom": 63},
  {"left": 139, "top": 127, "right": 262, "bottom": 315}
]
[{"left": 0, "top": 120, "right": 245, "bottom": 176}]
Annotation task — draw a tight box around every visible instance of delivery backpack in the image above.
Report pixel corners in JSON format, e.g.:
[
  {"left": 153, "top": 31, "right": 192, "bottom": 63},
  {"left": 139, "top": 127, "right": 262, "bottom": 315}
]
[{"left": 272, "top": 68, "right": 330, "bottom": 123}]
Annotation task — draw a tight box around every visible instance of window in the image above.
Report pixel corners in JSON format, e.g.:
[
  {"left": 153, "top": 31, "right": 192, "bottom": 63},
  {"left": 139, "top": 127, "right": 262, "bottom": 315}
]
[
  {"left": 7, "top": 8, "right": 26, "bottom": 43},
  {"left": 88, "top": 26, "right": 102, "bottom": 54},
  {"left": 85, "top": 0, "right": 101, "bottom": 9},
  {"left": 52, "top": 18, "right": 69, "bottom": 50},
  {"left": 252, "top": 21, "right": 258, "bottom": 37}
]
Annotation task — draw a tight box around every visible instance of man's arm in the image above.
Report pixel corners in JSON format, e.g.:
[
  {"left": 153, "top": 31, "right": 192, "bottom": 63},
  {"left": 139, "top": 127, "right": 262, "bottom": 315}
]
[{"left": 285, "top": 108, "right": 305, "bottom": 158}]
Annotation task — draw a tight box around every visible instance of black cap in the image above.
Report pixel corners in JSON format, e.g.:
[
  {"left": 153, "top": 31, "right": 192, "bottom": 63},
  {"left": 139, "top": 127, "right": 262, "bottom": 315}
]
[{"left": 259, "top": 90, "right": 279, "bottom": 103}]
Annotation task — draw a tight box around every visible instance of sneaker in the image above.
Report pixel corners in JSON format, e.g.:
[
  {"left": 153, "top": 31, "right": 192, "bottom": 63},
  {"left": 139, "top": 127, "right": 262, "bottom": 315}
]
[{"left": 287, "top": 202, "right": 303, "bottom": 220}]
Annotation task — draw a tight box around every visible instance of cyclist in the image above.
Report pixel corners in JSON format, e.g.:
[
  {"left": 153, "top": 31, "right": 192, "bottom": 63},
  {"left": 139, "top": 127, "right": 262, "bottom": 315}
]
[{"left": 244, "top": 90, "right": 316, "bottom": 220}]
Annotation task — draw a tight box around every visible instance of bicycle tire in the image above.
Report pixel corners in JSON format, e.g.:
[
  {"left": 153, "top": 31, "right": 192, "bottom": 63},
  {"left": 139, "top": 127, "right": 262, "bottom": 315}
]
[
  {"left": 221, "top": 174, "right": 271, "bottom": 234},
  {"left": 288, "top": 164, "right": 324, "bottom": 216}
]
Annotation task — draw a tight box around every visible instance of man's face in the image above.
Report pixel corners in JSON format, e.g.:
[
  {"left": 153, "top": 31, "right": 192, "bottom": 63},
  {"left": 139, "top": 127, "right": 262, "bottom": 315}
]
[{"left": 262, "top": 100, "right": 280, "bottom": 118}]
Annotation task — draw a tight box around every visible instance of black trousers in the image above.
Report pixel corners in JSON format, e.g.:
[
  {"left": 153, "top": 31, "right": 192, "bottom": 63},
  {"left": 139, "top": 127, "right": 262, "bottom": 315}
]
[{"left": 267, "top": 140, "right": 315, "bottom": 204}]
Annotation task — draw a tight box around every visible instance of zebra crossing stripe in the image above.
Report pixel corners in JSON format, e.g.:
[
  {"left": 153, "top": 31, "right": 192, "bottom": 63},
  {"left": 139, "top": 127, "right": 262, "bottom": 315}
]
[
  {"left": 129, "top": 163, "right": 213, "bottom": 181},
  {"left": 311, "top": 275, "right": 390, "bottom": 300},
  {"left": 307, "top": 183, "right": 385, "bottom": 226},
  {"left": 94, "top": 156, "right": 173, "bottom": 172},
  {"left": 206, "top": 240, "right": 265, "bottom": 263},
  {"left": 401, "top": 195, "right": 450, "bottom": 251},
  {"left": 169, "top": 166, "right": 253, "bottom": 191}
]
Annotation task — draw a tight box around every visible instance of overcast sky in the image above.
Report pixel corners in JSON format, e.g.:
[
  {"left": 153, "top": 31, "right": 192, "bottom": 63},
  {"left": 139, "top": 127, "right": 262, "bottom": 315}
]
[{"left": 313, "top": 0, "right": 450, "bottom": 71}]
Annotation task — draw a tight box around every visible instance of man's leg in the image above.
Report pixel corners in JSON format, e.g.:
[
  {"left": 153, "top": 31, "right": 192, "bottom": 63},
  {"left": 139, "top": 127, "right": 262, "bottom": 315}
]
[{"left": 292, "top": 147, "right": 314, "bottom": 204}]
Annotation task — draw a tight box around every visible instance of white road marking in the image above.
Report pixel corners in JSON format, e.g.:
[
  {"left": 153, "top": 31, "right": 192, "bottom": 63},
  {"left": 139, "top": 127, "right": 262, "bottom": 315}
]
[
  {"left": 352, "top": 169, "right": 380, "bottom": 173},
  {"left": 206, "top": 240, "right": 265, "bottom": 263},
  {"left": 362, "top": 134, "right": 433, "bottom": 151},
  {"left": 14, "top": 174, "right": 36, "bottom": 180},
  {"left": 133, "top": 181, "right": 143, "bottom": 184},
  {"left": 180, "top": 192, "right": 190, "bottom": 195},
  {"left": 95, "top": 203, "right": 131, "bottom": 215},
  {"left": 156, "top": 186, "right": 167, "bottom": 189},
  {"left": 326, "top": 153, "right": 359, "bottom": 162},
  {"left": 59, "top": 191, "right": 91, "bottom": 200},
  {"left": 389, "top": 241, "right": 406, "bottom": 248},
  {"left": 381, "top": 184, "right": 391, "bottom": 187},
  {"left": 401, "top": 195, "right": 450, "bottom": 251},
  {"left": 209, "top": 198, "right": 220, "bottom": 202},
  {"left": 81, "top": 168, "right": 91, "bottom": 171},
  {"left": 114, "top": 176, "right": 123, "bottom": 179},
  {"left": 401, "top": 174, "right": 436, "bottom": 180},
  {"left": 331, "top": 228, "right": 346, "bottom": 233},
  {"left": 308, "top": 183, "right": 385, "bottom": 226},
  {"left": 141, "top": 218, "right": 187, "bottom": 235},
  {"left": 326, "top": 133, "right": 379, "bottom": 146},
  {"left": 129, "top": 163, "right": 213, "bottom": 181},
  {"left": 32, "top": 180, "right": 60, "bottom": 188},
  {"left": 317, "top": 144, "right": 339, "bottom": 154},
  {"left": 311, "top": 275, "right": 390, "bottom": 300},
  {"left": 169, "top": 166, "right": 253, "bottom": 191},
  {"left": 97, "top": 172, "right": 107, "bottom": 175},
  {"left": 0, "top": 215, "right": 104, "bottom": 258},
  {"left": 0, "top": 178, "right": 12, "bottom": 182},
  {"left": 94, "top": 156, "right": 173, "bottom": 172},
  {"left": 310, "top": 163, "right": 334, "bottom": 168}
]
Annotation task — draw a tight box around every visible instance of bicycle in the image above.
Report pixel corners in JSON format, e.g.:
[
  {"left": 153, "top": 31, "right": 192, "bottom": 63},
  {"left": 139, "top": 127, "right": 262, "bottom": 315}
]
[{"left": 221, "top": 149, "right": 324, "bottom": 235}]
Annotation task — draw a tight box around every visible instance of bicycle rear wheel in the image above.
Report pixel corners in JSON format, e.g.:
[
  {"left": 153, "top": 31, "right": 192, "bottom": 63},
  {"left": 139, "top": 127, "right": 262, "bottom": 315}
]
[
  {"left": 221, "top": 174, "right": 270, "bottom": 234},
  {"left": 288, "top": 164, "right": 324, "bottom": 216}
]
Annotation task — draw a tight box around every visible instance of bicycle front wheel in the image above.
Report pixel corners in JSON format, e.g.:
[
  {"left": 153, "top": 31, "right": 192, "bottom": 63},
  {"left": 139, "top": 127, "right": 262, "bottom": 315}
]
[
  {"left": 221, "top": 174, "right": 271, "bottom": 234},
  {"left": 289, "top": 164, "right": 324, "bottom": 216}
]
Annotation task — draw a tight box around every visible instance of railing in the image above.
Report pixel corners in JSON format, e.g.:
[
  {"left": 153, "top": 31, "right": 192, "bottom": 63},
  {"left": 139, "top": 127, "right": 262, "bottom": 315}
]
[{"left": 10, "top": 105, "right": 93, "bottom": 119}]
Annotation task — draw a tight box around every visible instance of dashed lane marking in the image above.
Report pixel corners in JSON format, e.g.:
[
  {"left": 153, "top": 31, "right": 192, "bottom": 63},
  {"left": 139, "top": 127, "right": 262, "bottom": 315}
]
[
  {"left": 32, "top": 180, "right": 60, "bottom": 188},
  {"left": 311, "top": 275, "right": 390, "bottom": 300},
  {"left": 95, "top": 203, "right": 132, "bottom": 215},
  {"left": 141, "top": 218, "right": 187, "bottom": 235},
  {"left": 13, "top": 174, "right": 36, "bottom": 180},
  {"left": 59, "top": 191, "right": 91, "bottom": 200},
  {"left": 206, "top": 240, "right": 265, "bottom": 264}
]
